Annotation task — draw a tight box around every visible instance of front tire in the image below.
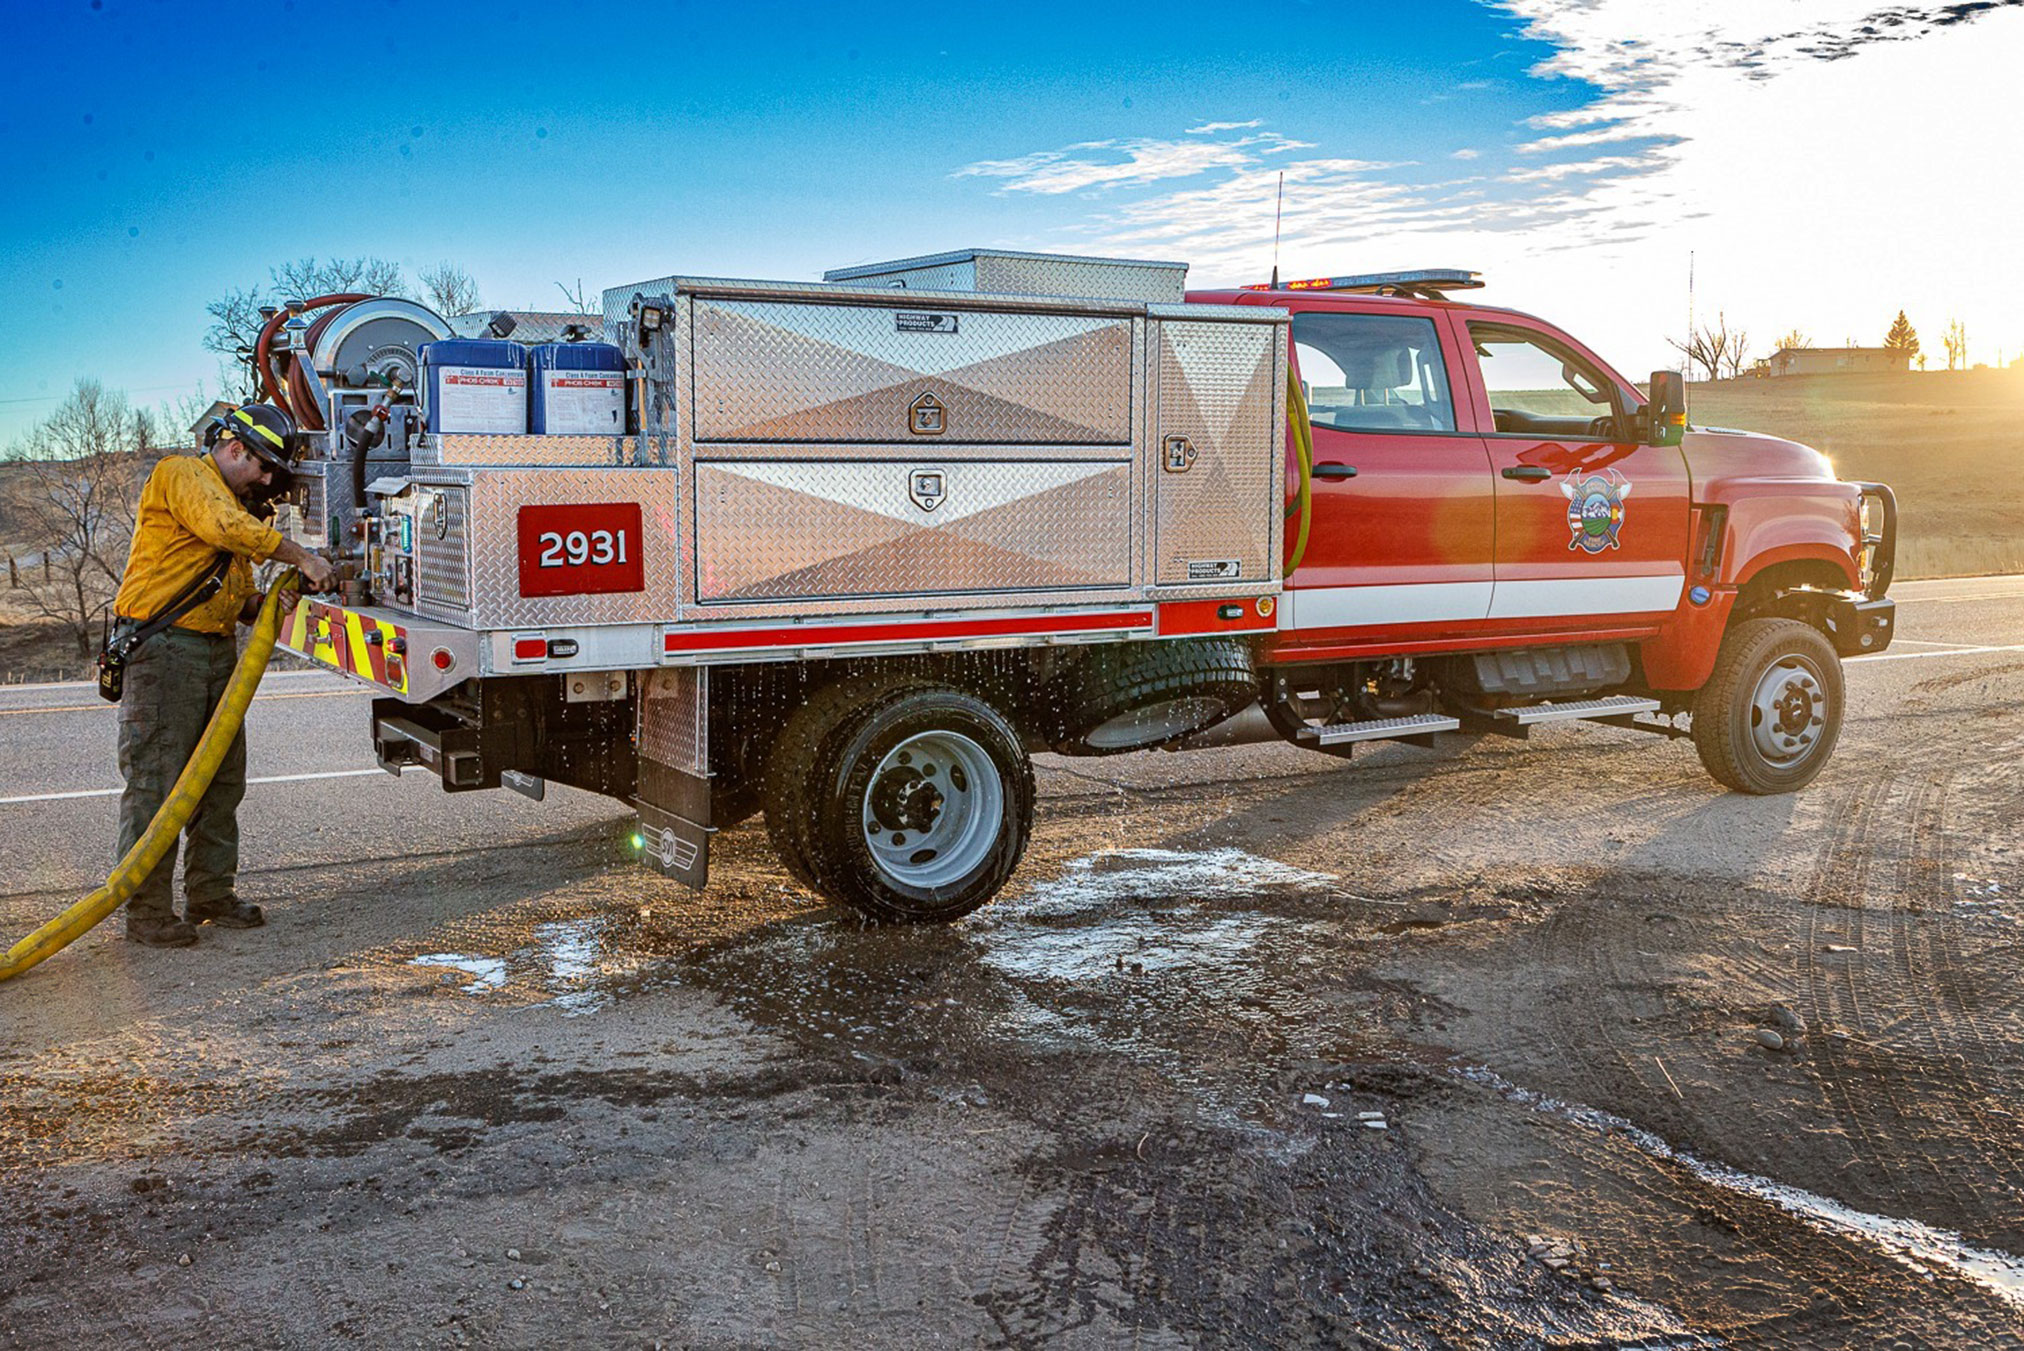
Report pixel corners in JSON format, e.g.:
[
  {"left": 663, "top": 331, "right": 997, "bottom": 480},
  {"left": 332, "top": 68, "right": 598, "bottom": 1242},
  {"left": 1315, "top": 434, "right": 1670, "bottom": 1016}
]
[
  {"left": 767, "top": 679, "right": 1033, "bottom": 922},
  {"left": 1692, "top": 618, "right": 1844, "bottom": 794}
]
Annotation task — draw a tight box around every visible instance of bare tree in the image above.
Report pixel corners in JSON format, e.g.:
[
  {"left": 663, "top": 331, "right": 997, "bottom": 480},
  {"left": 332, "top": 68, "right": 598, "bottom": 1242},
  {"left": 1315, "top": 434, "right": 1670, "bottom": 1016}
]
[
  {"left": 158, "top": 384, "right": 218, "bottom": 448},
  {"left": 204, "top": 257, "right": 417, "bottom": 398},
  {"left": 201, "top": 288, "right": 269, "bottom": 400},
  {"left": 555, "top": 279, "right": 596, "bottom": 315},
  {"left": 419, "top": 262, "right": 482, "bottom": 317},
  {"left": 1943, "top": 318, "right": 1968, "bottom": 370},
  {"left": 271, "top": 256, "right": 410, "bottom": 300},
  {"left": 10, "top": 380, "right": 147, "bottom": 658},
  {"left": 1720, "top": 326, "right": 1752, "bottom": 380},
  {"left": 1774, "top": 328, "right": 1810, "bottom": 352},
  {"left": 1668, "top": 311, "right": 1739, "bottom": 382}
]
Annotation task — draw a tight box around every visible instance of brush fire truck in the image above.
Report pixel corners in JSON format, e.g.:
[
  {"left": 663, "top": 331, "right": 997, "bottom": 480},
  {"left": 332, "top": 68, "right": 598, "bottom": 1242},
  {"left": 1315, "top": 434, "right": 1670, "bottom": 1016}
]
[{"left": 252, "top": 249, "right": 1896, "bottom": 922}]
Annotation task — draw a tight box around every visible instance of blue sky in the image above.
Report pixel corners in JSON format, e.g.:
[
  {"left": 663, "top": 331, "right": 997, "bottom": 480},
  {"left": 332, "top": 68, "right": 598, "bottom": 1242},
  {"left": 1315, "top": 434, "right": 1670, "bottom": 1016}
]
[{"left": 5, "top": 0, "right": 2020, "bottom": 444}]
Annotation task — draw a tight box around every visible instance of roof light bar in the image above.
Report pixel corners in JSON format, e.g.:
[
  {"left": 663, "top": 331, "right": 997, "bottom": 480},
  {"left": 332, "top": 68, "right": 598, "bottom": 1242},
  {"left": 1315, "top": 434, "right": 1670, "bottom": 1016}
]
[{"left": 1242, "top": 268, "right": 1484, "bottom": 298}]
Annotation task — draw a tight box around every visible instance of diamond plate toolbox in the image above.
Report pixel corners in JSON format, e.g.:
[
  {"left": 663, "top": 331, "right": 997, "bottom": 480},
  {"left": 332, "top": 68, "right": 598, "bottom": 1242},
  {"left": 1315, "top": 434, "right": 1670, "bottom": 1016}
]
[
  {"left": 691, "top": 299, "right": 1134, "bottom": 445},
  {"left": 1151, "top": 316, "right": 1283, "bottom": 588},
  {"left": 411, "top": 468, "right": 681, "bottom": 629},
  {"left": 694, "top": 459, "right": 1132, "bottom": 603},
  {"left": 822, "top": 248, "right": 1187, "bottom": 304}
]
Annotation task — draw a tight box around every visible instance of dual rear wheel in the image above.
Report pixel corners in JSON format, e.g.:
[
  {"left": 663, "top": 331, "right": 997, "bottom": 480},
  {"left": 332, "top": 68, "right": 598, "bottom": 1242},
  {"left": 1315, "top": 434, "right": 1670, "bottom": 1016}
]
[{"left": 764, "top": 677, "right": 1034, "bottom": 924}]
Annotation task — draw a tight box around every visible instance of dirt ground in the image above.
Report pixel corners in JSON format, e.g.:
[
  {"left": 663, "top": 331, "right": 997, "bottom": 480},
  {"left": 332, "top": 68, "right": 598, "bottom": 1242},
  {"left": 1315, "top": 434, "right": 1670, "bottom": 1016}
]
[{"left": 1, "top": 579, "right": 2020, "bottom": 1348}]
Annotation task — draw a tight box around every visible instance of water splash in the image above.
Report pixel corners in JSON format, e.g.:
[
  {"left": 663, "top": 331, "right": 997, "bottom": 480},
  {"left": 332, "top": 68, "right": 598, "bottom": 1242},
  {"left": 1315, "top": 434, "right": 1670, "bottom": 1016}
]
[{"left": 1014, "top": 847, "right": 1336, "bottom": 917}]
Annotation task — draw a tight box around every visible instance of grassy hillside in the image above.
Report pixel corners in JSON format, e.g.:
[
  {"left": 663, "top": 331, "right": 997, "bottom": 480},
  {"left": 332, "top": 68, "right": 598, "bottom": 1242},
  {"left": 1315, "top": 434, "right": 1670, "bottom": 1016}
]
[{"left": 1685, "top": 368, "right": 2024, "bottom": 579}]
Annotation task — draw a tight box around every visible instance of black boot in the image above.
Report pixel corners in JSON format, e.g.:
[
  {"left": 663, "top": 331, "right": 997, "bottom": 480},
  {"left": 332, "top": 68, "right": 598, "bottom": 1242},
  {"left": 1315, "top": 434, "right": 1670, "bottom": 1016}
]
[
  {"left": 186, "top": 898, "right": 264, "bottom": 929},
  {"left": 127, "top": 915, "right": 200, "bottom": 947}
]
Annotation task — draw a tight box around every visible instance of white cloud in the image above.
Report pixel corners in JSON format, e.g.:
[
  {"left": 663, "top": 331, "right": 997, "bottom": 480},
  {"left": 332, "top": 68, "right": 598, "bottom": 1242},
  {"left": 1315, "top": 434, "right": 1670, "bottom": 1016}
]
[
  {"left": 954, "top": 133, "right": 1312, "bottom": 195},
  {"left": 957, "top": 3, "right": 2024, "bottom": 378},
  {"left": 1186, "top": 120, "right": 1264, "bottom": 135},
  {"left": 1501, "top": 154, "right": 1653, "bottom": 182}
]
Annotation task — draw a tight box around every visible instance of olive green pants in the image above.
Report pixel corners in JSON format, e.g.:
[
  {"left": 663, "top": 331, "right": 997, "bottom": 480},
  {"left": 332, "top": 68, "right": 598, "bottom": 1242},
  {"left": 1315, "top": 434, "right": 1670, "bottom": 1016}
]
[{"left": 116, "top": 627, "right": 247, "bottom": 922}]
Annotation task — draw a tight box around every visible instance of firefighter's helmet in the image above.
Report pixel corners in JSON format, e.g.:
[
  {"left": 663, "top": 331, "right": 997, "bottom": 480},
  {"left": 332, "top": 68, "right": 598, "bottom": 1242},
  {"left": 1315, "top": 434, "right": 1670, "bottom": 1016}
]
[{"left": 206, "top": 403, "right": 298, "bottom": 472}]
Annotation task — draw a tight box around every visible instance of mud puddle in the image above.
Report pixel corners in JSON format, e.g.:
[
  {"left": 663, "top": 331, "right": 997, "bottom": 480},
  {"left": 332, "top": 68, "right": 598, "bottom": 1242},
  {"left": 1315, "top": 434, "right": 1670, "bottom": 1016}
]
[
  {"left": 410, "top": 916, "right": 618, "bottom": 1015},
  {"left": 1458, "top": 1065, "right": 2024, "bottom": 1313}
]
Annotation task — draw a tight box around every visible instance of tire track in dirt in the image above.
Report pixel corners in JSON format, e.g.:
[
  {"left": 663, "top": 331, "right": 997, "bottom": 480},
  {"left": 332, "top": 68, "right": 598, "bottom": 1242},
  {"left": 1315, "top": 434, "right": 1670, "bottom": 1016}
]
[
  {"left": 1491, "top": 892, "right": 1920, "bottom": 1346},
  {"left": 1797, "top": 710, "right": 2024, "bottom": 1250}
]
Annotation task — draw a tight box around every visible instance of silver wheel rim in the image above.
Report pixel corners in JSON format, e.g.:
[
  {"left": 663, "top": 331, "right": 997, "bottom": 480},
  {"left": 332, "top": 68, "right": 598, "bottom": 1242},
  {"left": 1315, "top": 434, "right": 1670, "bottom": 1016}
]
[
  {"left": 1748, "top": 653, "right": 1830, "bottom": 766},
  {"left": 862, "top": 731, "right": 1004, "bottom": 890},
  {"left": 1085, "top": 696, "right": 1226, "bottom": 750}
]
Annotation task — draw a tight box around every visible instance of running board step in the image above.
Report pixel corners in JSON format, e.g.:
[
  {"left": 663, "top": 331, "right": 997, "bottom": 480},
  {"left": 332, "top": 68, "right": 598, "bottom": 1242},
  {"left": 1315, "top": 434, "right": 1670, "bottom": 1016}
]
[
  {"left": 1465, "top": 696, "right": 1667, "bottom": 741},
  {"left": 1299, "top": 713, "right": 1462, "bottom": 748},
  {"left": 1494, "top": 695, "right": 1662, "bottom": 726}
]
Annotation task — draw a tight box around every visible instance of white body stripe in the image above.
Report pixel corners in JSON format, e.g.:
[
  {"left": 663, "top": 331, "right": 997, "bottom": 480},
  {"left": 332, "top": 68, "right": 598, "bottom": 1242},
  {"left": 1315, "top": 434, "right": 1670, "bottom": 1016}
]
[
  {"left": 1283, "top": 581, "right": 1494, "bottom": 629},
  {"left": 1486, "top": 573, "right": 1684, "bottom": 621},
  {"left": 1282, "top": 574, "right": 1684, "bottom": 630}
]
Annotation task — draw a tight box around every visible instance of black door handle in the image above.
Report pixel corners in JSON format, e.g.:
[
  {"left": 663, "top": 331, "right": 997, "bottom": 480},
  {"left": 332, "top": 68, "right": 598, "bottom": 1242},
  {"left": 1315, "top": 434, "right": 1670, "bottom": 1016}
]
[
  {"left": 1502, "top": 465, "right": 1553, "bottom": 482},
  {"left": 1313, "top": 462, "right": 1358, "bottom": 480}
]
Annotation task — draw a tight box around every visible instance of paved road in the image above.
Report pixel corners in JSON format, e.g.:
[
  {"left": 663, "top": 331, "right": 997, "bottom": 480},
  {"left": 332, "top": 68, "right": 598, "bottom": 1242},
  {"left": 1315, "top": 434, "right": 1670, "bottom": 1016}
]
[
  {"left": 1, "top": 574, "right": 2019, "bottom": 1348},
  {"left": 3, "top": 574, "right": 2018, "bottom": 901}
]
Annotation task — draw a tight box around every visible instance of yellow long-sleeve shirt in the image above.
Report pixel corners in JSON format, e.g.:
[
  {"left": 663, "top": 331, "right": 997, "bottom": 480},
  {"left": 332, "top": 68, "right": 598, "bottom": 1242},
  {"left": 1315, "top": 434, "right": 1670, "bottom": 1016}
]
[{"left": 114, "top": 453, "right": 284, "bottom": 636}]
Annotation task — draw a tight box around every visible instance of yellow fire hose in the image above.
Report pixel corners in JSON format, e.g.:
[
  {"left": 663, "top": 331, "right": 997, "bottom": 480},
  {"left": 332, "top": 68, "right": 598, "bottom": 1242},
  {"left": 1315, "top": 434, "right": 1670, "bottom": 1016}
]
[
  {"left": 1284, "top": 367, "right": 1316, "bottom": 575},
  {"left": 0, "top": 572, "right": 300, "bottom": 982}
]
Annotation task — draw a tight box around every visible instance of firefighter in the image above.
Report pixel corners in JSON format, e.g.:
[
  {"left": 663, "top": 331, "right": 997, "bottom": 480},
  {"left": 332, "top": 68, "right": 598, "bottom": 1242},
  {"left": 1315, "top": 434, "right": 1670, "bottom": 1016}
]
[{"left": 111, "top": 403, "right": 335, "bottom": 948}]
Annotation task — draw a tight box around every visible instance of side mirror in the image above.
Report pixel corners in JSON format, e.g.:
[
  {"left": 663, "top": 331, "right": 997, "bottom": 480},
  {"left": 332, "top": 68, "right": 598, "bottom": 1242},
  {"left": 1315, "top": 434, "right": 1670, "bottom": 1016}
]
[{"left": 1646, "top": 369, "right": 1686, "bottom": 447}]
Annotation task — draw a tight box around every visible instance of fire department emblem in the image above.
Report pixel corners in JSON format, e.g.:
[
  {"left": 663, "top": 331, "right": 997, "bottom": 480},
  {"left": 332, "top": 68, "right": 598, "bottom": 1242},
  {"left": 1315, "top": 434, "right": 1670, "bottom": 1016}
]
[{"left": 1562, "top": 469, "right": 1633, "bottom": 553}]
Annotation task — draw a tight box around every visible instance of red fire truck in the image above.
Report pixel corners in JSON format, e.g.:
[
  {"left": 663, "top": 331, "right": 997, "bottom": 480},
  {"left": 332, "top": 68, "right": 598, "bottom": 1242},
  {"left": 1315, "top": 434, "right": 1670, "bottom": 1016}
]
[{"left": 261, "top": 250, "right": 1895, "bottom": 923}]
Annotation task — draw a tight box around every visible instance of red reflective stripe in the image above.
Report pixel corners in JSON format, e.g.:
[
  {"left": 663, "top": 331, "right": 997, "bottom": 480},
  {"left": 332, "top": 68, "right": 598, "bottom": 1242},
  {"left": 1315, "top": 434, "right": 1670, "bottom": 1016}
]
[{"left": 664, "top": 610, "right": 1153, "bottom": 655}]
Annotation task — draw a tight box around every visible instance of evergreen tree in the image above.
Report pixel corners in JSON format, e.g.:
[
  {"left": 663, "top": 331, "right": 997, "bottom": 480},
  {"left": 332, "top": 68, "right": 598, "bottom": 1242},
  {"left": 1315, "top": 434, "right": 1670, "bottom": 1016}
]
[{"left": 1884, "top": 310, "right": 1920, "bottom": 360}]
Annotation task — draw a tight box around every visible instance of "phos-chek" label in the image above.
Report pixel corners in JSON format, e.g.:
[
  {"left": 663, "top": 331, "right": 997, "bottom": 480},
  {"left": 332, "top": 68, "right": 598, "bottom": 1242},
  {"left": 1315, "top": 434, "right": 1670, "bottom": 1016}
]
[{"left": 436, "top": 366, "right": 528, "bottom": 434}]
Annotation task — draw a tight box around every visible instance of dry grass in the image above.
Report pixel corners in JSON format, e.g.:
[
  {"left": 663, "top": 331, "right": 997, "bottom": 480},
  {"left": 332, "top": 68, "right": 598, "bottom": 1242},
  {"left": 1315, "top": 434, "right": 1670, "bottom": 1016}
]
[{"left": 1686, "top": 367, "right": 2024, "bottom": 580}]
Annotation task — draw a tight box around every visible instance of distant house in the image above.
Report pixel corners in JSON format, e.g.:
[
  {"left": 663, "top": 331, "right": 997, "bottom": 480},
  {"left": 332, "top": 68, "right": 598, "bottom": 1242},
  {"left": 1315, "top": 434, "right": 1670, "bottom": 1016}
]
[
  {"left": 185, "top": 399, "right": 235, "bottom": 450},
  {"left": 1767, "top": 346, "right": 1912, "bottom": 377}
]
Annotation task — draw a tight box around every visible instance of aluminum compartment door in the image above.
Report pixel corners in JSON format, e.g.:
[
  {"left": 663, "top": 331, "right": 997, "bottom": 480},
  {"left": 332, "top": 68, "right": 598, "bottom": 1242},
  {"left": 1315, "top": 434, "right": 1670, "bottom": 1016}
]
[
  {"left": 693, "top": 458, "right": 1131, "bottom": 602},
  {"left": 414, "top": 485, "right": 472, "bottom": 617},
  {"left": 1153, "top": 320, "right": 1279, "bottom": 586},
  {"left": 691, "top": 300, "right": 1134, "bottom": 444}
]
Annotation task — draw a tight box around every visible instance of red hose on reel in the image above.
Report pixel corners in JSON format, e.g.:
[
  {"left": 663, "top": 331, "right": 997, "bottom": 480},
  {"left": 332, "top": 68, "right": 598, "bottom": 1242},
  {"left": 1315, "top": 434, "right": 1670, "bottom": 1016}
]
[{"left": 253, "top": 292, "right": 371, "bottom": 431}]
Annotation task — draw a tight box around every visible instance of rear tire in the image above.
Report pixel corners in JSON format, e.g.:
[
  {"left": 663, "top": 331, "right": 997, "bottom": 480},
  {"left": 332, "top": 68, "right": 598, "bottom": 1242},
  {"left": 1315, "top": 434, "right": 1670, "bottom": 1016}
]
[
  {"left": 1691, "top": 618, "right": 1843, "bottom": 794},
  {"left": 766, "top": 677, "right": 1033, "bottom": 922}
]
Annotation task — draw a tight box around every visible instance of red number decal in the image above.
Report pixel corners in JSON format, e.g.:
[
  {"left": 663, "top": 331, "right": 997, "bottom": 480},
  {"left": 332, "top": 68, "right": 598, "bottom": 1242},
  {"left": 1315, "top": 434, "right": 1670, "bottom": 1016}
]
[{"left": 517, "top": 503, "right": 645, "bottom": 597}]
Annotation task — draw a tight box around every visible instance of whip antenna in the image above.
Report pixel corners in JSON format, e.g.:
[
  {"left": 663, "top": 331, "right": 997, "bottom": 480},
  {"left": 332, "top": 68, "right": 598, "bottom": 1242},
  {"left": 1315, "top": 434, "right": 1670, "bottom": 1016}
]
[{"left": 1270, "top": 171, "right": 1285, "bottom": 288}]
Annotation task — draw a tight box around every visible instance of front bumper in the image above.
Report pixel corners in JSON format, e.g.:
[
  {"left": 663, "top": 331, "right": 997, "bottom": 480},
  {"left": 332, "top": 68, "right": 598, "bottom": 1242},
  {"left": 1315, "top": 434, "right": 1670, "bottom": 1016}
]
[{"left": 1824, "top": 594, "right": 1895, "bottom": 657}]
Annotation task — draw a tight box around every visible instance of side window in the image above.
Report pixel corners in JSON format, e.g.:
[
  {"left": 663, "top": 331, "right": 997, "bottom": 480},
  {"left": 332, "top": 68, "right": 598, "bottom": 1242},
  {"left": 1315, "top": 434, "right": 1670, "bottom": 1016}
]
[
  {"left": 1291, "top": 313, "right": 1457, "bottom": 434},
  {"left": 1469, "top": 325, "right": 1620, "bottom": 437}
]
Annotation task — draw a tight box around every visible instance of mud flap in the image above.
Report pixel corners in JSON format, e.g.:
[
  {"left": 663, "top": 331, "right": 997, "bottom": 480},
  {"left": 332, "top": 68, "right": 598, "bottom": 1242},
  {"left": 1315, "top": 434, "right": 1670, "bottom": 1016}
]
[{"left": 634, "top": 799, "right": 711, "bottom": 889}]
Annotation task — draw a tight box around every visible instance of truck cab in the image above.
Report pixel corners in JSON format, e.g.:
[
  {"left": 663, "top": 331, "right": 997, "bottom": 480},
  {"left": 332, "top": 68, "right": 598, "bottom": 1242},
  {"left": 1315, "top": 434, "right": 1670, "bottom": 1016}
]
[{"left": 1191, "top": 271, "right": 1896, "bottom": 793}]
